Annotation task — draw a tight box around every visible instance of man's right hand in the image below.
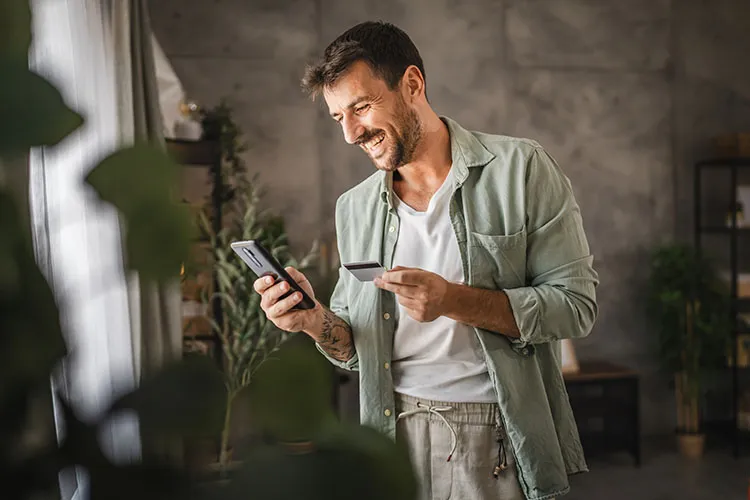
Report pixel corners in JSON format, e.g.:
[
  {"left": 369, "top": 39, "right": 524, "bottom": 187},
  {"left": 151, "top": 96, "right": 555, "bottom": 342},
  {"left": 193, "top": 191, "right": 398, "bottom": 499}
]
[
  {"left": 253, "top": 266, "right": 321, "bottom": 335},
  {"left": 253, "top": 266, "right": 356, "bottom": 363}
]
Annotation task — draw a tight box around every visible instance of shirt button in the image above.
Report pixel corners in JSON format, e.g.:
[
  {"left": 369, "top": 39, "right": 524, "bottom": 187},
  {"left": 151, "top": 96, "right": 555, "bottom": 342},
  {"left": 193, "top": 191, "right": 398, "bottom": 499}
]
[
  {"left": 389, "top": 226, "right": 396, "bottom": 233},
  {"left": 384, "top": 409, "right": 392, "bottom": 417},
  {"left": 383, "top": 312, "right": 391, "bottom": 320},
  {"left": 384, "top": 362, "right": 390, "bottom": 370}
]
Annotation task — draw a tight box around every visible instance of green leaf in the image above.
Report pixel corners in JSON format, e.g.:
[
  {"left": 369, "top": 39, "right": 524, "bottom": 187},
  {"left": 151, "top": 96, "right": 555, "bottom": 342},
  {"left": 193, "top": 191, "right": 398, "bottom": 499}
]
[
  {"left": 646, "top": 242, "right": 733, "bottom": 376},
  {"left": 217, "top": 267, "right": 234, "bottom": 292},
  {"left": 85, "top": 144, "right": 179, "bottom": 215},
  {"left": 0, "top": 191, "right": 67, "bottom": 404},
  {"left": 124, "top": 201, "right": 194, "bottom": 281},
  {"left": 221, "top": 424, "right": 417, "bottom": 500},
  {"left": 0, "top": 191, "right": 23, "bottom": 293},
  {"left": 108, "top": 355, "right": 226, "bottom": 439},
  {"left": 216, "top": 290, "right": 239, "bottom": 316},
  {"left": 314, "top": 423, "right": 418, "bottom": 500},
  {"left": 206, "top": 316, "right": 222, "bottom": 336},
  {"left": 86, "top": 145, "right": 195, "bottom": 281},
  {"left": 0, "top": 0, "right": 31, "bottom": 62},
  {"left": 248, "top": 338, "right": 335, "bottom": 442},
  {"left": 2, "top": 254, "right": 68, "bottom": 381},
  {"left": 0, "top": 62, "right": 85, "bottom": 155}
]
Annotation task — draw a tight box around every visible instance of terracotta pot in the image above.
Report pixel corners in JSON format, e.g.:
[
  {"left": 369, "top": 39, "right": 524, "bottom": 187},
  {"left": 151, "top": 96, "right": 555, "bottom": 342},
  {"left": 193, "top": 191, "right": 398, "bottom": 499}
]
[{"left": 677, "top": 433, "right": 705, "bottom": 459}]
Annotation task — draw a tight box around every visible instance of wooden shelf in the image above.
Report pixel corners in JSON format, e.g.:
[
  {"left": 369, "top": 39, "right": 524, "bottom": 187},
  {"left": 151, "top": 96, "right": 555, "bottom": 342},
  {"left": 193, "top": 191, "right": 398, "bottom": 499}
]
[
  {"left": 695, "top": 157, "right": 750, "bottom": 168},
  {"left": 166, "top": 138, "right": 221, "bottom": 166},
  {"left": 170, "top": 136, "right": 224, "bottom": 368},
  {"left": 563, "top": 361, "right": 637, "bottom": 383}
]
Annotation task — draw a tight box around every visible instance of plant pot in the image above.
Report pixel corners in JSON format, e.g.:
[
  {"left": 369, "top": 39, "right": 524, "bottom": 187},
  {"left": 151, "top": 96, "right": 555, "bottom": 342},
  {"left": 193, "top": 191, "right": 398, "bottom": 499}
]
[
  {"left": 677, "top": 432, "right": 705, "bottom": 459},
  {"left": 207, "top": 456, "right": 244, "bottom": 477},
  {"left": 184, "top": 437, "right": 219, "bottom": 474}
]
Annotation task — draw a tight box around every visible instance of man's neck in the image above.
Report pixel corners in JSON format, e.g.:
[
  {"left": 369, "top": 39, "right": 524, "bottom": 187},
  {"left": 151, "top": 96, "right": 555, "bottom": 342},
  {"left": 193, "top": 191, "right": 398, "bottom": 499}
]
[{"left": 394, "top": 113, "right": 452, "bottom": 190}]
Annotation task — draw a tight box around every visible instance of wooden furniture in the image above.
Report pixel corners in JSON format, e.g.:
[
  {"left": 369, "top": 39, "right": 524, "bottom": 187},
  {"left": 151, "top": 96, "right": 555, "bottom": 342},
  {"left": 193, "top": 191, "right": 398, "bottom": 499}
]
[
  {"left": 564, "top": 361, "right": 641, "bottom": 466},
  {"left": 713, "top": 133, "right": 750, "bottom": 158},
  {"left": 165, "top": 138, "right": 223, "bottom": 367}
]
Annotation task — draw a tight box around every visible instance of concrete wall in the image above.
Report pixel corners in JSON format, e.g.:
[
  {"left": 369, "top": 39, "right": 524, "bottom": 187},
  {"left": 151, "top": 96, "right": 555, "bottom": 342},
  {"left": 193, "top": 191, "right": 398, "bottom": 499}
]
[{"left": 150, "top": 0, "right": 750, "bottom": 436}]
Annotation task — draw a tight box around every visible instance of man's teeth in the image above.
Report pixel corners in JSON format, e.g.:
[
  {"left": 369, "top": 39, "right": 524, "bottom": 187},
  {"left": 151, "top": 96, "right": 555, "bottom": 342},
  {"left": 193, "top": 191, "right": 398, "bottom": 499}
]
[{"left": 366, "top": 134, "right": 385, "bottom": 150}]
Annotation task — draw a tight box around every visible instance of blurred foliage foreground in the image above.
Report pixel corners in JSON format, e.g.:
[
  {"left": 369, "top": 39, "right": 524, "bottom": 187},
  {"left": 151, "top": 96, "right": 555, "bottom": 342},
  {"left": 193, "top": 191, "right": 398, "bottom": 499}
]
[{"left": 0, "top": 1, "right": 417, "bottom": 499}]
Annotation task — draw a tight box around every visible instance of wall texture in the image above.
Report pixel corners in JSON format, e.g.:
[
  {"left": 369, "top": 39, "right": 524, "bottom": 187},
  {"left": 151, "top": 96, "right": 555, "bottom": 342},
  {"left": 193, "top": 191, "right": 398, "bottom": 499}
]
[{"left": 150, "top": 0, "right": 750, "bottom": 436}]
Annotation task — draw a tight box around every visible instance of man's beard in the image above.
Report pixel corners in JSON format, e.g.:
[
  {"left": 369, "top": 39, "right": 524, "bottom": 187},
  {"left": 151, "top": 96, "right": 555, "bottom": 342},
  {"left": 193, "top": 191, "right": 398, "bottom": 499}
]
[{"left": 359, "top": 106, "right": 422, "bottom": 172}]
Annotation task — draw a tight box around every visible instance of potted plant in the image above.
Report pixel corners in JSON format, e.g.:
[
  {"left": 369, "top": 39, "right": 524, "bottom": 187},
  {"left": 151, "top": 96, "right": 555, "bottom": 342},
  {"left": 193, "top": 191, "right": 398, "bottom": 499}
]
[
  {"left": 183, "top": 101, "right": 319, "bottom": 473},
  {"left": 198, "top": 177, "right": 317, "bottom": 470},
  {"left": 646, "top": 243, "right": 732, "bottom": 458}
]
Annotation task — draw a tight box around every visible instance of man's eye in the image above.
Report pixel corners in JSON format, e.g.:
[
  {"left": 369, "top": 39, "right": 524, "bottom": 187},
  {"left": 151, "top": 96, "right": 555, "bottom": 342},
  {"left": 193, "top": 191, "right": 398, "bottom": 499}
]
[{"left": 355, "top": 104, "right": 370, "bottom": 113}]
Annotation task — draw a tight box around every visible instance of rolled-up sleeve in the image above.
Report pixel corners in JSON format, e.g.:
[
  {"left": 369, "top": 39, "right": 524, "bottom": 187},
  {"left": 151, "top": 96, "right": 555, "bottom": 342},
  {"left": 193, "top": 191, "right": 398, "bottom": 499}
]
[
  {"left": 315, "top": 195, "right": 359, "bottom": 370},
  {"left": 315, "top": 266, "right": 360, "bottom": 371},
  {"left": 503, "top": 147, "right": 599, "bottom": 344}
]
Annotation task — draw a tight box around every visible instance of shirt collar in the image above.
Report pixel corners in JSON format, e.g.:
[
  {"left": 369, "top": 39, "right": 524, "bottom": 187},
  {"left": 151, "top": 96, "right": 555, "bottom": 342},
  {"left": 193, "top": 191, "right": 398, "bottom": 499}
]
[{"left": 379, "top": 116, "right": 495, "bottom": 207}]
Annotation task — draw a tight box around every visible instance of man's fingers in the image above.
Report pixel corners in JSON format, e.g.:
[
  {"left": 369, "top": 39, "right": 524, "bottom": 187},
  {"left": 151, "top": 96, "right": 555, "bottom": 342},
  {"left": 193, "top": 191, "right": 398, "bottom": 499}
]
[
  {"left": 285, "top": 266, "right": 307, "bottom": 283},
  {"left": 260, "top": 281, "right": 289, "bottom": 311},
  {"left": 382, "top": 269, "right": 422, "bottom": 285},
  {"left": 253, "top": 275, "right": 275, "bottom": 293},
  {"left": 268, "top": 280, "right": 293, "bottom": 301},
  {"left": 375, "top": 279, "right": 418, "bottom": 298},
  {"left": 398, "top": 296, "right": 419, "bottom": 310},
  {"left": 269, "top": 290, "right": 303, "bottom": 318}
]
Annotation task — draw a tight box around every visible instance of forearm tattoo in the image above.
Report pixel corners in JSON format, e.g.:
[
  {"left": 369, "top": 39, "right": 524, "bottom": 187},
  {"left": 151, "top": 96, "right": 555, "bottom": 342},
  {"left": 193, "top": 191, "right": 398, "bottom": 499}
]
[{"left": 318, "top": 307, "right": 355, "bottom": 362}]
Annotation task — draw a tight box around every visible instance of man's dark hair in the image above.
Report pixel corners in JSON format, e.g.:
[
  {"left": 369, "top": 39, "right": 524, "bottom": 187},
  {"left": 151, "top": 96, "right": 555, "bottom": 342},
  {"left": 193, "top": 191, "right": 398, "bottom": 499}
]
[{"left": 301, "top": 21, "right": 426, "bottom": 100}]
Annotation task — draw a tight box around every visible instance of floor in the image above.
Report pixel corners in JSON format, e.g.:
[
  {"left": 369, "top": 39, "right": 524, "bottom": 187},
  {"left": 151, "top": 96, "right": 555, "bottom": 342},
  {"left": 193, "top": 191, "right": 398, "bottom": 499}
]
[{"left": 566, "top": 438, "right": 750, "bottom": 500}]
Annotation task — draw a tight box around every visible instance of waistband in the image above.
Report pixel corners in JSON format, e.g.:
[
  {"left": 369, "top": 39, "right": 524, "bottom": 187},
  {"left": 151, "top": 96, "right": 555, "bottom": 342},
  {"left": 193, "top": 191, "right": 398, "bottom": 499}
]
[
  {"left": 394, "top": 392, "right": 508, "bottom": 469},
  {"left": 394, "top": 392, "right": 500, "bottom": 426}
]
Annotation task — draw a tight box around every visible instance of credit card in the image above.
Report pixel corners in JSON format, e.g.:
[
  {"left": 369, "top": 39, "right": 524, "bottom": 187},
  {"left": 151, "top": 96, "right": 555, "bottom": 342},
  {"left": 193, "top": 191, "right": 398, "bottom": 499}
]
[{"left": 343, "top": 261, "right": 387, "bottom": 282}]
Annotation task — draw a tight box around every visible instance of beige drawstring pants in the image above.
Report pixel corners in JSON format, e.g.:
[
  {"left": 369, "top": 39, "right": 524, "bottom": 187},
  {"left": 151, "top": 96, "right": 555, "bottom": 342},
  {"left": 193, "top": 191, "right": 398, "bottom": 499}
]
[{"left": 395, "top": 392, "right": 534, "bottom": 500}]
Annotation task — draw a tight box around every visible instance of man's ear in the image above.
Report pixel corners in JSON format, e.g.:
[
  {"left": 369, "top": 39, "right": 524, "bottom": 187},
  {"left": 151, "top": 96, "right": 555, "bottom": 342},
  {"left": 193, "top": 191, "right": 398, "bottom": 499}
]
[{"left": 402, "top": 65, "right": 425, "bottom": 101}]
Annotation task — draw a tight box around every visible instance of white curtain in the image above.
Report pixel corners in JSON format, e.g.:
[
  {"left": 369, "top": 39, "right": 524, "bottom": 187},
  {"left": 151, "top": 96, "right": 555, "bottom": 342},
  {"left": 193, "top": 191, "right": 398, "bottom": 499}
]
[{"left": 29, "top": 0, "right": 142, "bottom": 497}]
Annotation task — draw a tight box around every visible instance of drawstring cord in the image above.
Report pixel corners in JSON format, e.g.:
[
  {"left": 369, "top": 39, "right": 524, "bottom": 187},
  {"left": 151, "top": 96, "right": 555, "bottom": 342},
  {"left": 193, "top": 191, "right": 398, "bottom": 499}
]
[
  {"left": 397, "top": 402, "right": 457, "bottom": 462},
  {"left": 493, "top": 412, "right": 508, "bottom": 478},
  {"left": 493, "top": 425, "right": 508, "bottom": 478}
]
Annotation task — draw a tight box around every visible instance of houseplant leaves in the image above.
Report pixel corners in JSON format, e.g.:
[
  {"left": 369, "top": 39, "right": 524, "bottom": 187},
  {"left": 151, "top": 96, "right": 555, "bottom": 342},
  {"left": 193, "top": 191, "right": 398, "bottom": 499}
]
[
  {"left": 0, "top": 0, "right": 31, "bottom": 61},
  {"left": 0, "top": 191, "right": 67, "bottom": 406},
  {"left": 0, "top": 62, "right": 84, "bottom": 156},
  {"left": 0, "top": 191, "right": 67, "bottom": 462},
  {"left": 248, "top": 339, "right": 335, "bottom": 443},
  {"left": 85, "top": 144, "right": 195, "bottom": 281},
  {"left": 222, "top": 424, "right": 417, "bottom": 500},
  {"left": 107, "top": 354, "right": 226, "bottom": 440}
]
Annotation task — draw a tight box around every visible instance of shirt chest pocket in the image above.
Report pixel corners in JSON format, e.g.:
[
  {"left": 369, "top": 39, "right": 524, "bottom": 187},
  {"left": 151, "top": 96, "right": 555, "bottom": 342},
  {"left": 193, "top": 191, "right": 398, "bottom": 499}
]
[{"left": 468, "top": 226, "right": 527, "bottom": 290}]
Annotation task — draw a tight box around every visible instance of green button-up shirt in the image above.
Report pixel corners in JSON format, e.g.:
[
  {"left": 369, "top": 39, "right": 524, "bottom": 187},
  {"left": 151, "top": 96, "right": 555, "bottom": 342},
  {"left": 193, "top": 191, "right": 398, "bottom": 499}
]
[{"left": 317, "top": 116, "right": 599, "bottom": 500}]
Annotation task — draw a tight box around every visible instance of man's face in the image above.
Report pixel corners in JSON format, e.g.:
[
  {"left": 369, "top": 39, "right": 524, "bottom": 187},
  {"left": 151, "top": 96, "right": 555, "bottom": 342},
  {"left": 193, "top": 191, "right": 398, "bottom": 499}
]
[{"left": 323, "top": 61, "right": 422, "bottom": 172}]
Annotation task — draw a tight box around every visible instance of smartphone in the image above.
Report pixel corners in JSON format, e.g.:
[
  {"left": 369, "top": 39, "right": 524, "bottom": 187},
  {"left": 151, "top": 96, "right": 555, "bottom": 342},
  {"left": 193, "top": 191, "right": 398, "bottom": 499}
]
[{"left": 230, "top": 240, "right": 316, "bottom": 310}]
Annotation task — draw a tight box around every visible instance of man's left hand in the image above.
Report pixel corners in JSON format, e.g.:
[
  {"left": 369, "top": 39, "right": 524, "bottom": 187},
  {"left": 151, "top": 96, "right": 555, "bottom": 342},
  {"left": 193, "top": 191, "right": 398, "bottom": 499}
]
[{"left": 374, "top": 266, "right": 451, "bottom": 322}]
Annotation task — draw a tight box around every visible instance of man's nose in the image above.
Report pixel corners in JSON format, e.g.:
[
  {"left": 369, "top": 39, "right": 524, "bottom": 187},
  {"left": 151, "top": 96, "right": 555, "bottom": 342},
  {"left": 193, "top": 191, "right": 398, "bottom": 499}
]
[{"left": 342, "top": 116, "right": 364, "bottom": 145}]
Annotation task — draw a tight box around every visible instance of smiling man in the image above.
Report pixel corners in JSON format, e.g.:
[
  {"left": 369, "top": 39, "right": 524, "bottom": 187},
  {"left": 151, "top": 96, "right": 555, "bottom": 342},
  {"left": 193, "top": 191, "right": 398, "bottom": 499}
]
[{"left": 253, "top": 21, "right": 599, "bottom": 500}]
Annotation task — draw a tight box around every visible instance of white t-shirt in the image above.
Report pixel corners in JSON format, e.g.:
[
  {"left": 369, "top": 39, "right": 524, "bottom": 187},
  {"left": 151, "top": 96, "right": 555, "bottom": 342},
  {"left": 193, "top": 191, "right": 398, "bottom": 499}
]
[{"left": 391, "top": 167, "right": 496, "bottom": 403}]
